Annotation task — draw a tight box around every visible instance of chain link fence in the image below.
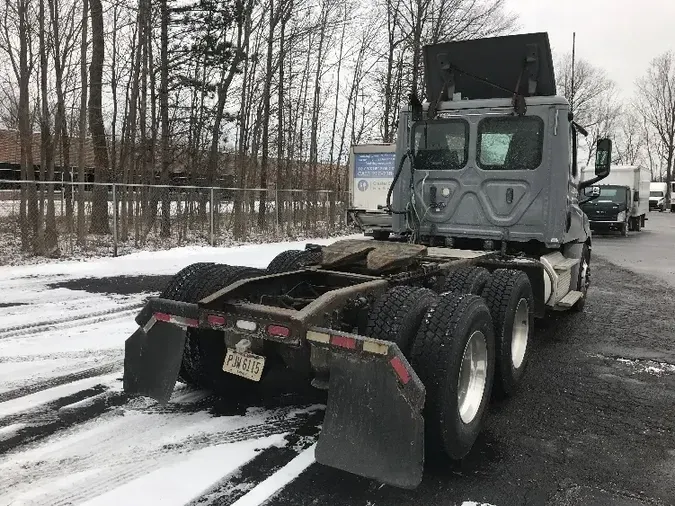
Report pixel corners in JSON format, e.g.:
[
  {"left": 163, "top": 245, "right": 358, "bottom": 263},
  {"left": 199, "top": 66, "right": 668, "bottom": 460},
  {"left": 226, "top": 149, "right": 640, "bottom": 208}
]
[{"left": 0, "top": 180, "right": 353, "bottom": 264}]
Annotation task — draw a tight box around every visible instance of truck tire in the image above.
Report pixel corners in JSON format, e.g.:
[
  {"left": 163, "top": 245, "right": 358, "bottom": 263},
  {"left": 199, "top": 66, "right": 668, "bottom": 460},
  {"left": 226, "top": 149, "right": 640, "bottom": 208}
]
[
  {"left": 441, "top": 266, "right": 490, "bottom": 296},
  {"left": 266, "top": 249, "right": 321, "bottom": 273},
  {"left": 635, "top": 217, "right": 641, "bottom": 231},
  {"left": 185, "top": 265, "right": 264, "bottom": 392},
  {"left": 571, "top": 243, "right": 591, "bottom": 313},
  {"left": 481, "top": 269, "right": 534, "bottom": 398},
  {"left": 159, "top": 262, "right": 226, "bottom": 383},
  {"left": 372, "top": 230, "right": 390, "bottom": 240},
  {"left": 159, "top": 263, "right": 263, "bottom": 390},
  {"left": 365, "top": 286, "right": 438, "bottom": 357},
  {"left": 409, "top": 292, "right": 495, "bottom": 460}
]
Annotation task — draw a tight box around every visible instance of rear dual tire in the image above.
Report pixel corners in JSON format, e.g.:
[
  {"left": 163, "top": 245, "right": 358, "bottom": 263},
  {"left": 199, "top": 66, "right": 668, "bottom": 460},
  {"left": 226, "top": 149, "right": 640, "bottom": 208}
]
[
  {"left": 410, "top": 293, "right": 496, "bottom": 460},
  {"left": 159, "top": 262, "right": 263, "bottom": 392}
]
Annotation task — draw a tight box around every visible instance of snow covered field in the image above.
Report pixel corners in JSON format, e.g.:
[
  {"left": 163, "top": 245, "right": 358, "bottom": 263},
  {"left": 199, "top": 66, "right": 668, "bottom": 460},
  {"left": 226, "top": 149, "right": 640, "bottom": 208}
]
[{"left": 0, "top": 236, "right": 493, "bottom": 506}]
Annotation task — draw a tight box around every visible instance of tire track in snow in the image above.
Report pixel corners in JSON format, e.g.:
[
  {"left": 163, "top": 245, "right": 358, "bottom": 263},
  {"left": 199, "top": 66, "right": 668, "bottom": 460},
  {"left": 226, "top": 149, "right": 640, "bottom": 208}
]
[
  {"left": 1, "top": 403, "right": 323, "bottom": 506},
  {"left": 0, "top": 360, "right": 123, "bottom": 403},
  {"left": 0, "top": 386, "right": 128, "bottom": 455},
  {"left": 187, "top": 409, "right": 324, "bottom": 506},
  {"left": 0, "top": 302, "right": 143, "bottom": 339}
]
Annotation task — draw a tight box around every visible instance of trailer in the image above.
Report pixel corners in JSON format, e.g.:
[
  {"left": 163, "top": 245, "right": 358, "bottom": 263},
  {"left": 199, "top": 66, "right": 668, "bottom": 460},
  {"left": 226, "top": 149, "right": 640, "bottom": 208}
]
[
  {"left": 123, "top": 32, "right": 613, "bottom": 489},
  {"left": 580, "top": 164, "right": 650, "bottom": 235},
  {"left": 346, "top": 143, "right": 396, "bottom": 239}
]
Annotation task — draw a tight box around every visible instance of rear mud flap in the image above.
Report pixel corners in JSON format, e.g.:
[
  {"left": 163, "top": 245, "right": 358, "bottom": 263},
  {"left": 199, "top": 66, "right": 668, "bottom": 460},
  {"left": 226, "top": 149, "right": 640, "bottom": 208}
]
[
  {"left": 312, "top": 332, "right": 425, "bottom": 489},
  {"left": 123, "top": 298, "right": 199, "bottom": 404}
]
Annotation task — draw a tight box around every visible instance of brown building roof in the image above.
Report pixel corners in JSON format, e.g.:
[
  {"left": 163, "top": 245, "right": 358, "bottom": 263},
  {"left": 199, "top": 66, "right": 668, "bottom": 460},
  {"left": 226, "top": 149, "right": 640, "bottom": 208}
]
[{"left": 0, "top": 129, "right": 97, "bottom": 168}]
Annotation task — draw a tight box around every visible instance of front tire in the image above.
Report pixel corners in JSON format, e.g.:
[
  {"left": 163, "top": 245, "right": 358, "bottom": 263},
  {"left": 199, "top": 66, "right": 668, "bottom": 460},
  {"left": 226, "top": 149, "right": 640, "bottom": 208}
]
[
  {"left": 482, "top": 269, "right": 534, "bottom": 398},
  {"left": 572, "top": 243, "right": 591, "bottom": 313},
  {"left": 410, "top": 293, "right": 495, "bottom": 460}
]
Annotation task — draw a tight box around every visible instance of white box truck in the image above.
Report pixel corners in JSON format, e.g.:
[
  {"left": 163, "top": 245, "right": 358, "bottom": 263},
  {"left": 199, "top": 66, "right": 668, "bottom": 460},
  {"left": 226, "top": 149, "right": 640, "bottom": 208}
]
[
  {"left": 580, "top": 164, "right": 650, "bottom": 235},
  {"left": 346, "top": 143, "right": 396, "bottom": 239},
  {"left": 650, "top": 182, "right": 667, "bottom": 211}
]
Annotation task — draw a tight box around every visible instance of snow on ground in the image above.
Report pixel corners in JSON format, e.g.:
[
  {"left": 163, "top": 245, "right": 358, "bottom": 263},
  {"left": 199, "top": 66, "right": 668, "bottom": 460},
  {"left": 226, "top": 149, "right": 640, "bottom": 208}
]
[
  {"left": 0, "top": 234, "right": 495, "bottom": 505},
  {"left": 0, "top": 235, "right": 360, "bottom": 505}
]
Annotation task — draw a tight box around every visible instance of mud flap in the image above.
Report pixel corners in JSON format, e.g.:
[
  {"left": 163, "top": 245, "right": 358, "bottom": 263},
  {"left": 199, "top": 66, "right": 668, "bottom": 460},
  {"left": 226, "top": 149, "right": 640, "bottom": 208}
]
[
  {"left": 314, "top": 343, "right": 425, "bottom": 489},
  {"left": 123, "top": 298, "right": 199, "bottom": 404}
]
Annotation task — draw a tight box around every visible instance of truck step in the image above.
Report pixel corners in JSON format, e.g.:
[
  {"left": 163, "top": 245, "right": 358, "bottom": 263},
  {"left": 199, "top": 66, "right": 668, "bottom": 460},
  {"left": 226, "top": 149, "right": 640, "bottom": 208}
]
[
  {"left": 556, "top": 290, "right": 583, "bottom": 308},
  {"left": 551, "top": 257, "right": 578, "bottom": 272}
]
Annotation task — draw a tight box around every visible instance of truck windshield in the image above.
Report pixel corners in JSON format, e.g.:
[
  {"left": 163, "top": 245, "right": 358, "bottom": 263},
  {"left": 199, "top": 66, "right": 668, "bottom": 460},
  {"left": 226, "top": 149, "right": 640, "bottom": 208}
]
[
  {"left": 582, "top": 186, "right": 627, "bottom": 204},
  {"left": 477, "top": 116, "right": 544, "bottom": 170},
  {"left": 413, "top": 119, "right": 469, "bottom": 170},
  {"left": 651, "top": 191, "right": 664, "bottom": 197}
]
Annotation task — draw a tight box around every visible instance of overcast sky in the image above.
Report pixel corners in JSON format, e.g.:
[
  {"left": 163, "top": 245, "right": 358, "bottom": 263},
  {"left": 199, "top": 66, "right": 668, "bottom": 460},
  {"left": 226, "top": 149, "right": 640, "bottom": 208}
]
[{"left": 507, "top": 0, "right": 675, "bottom": 98}]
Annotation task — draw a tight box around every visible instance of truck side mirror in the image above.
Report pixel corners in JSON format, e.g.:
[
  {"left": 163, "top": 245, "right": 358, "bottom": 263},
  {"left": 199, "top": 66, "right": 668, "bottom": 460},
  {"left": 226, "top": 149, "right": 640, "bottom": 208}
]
[
  {"left": 633, "top": 190, "right": 639, "bottom": 202},
  {"left": 595, "top": 138, "right": 612, "bottom": 177}
]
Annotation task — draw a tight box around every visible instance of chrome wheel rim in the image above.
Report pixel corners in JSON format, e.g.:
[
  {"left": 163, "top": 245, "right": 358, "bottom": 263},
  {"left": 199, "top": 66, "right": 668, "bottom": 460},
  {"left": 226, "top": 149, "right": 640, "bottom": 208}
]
[
  {"left": 511, "top": 298, "right": 529, "bottom": 370},
  {"left": 457, "top": 330, "right": 488, "bottom": 425},
  {"left": 580, "top": 257, "right": 590, "bottom": 293}
]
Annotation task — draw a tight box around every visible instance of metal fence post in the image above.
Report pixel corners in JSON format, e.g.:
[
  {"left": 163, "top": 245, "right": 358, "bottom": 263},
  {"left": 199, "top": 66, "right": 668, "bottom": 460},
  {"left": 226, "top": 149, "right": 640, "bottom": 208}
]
[
  {"left": 112, "top": 183, "right": 118, "bottom": 257},
  {"left": 275, "top": 189, "right": 280, "bottom": 230},
  {"left": 210, "top": 187, "right": 215, "bottom": 246}
]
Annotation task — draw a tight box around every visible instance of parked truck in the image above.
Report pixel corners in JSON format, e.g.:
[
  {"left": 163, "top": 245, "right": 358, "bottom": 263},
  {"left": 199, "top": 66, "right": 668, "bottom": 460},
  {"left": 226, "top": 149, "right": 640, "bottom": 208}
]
[
  {"left": 650, "top": 182, "right": 667, "bottom": 212},
  {"left": 123, "top": 32, "right": 612, "bottom": 489},
  {"left": 580, "top": 165, "right": 650, "bottom": 235}
]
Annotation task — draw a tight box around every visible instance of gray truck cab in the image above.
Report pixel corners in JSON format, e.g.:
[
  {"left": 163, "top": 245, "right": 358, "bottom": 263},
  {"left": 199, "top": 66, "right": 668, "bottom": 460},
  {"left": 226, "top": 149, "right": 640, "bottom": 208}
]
[{"left": 389, "top": 33, "right": 611, "bottom": 258}]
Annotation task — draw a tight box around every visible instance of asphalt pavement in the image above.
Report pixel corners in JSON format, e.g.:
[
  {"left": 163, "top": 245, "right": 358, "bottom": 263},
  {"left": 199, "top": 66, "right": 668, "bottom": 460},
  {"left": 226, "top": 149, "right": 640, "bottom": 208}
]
[
  {"left": 268, "top": 214, "right": 675, "bottom": 506},
  {"left": 590, "top": 210, "right": 675, "bottom": 288},
  {"left": 13, "top": 218, "right": 675, "bottom": 506}
]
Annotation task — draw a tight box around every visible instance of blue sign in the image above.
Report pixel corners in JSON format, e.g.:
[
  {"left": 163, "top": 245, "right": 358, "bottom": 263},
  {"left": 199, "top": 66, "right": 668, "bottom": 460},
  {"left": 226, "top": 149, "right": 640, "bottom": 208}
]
[{"left": 354, "top": 152, "right": 395, "bottom": 178}]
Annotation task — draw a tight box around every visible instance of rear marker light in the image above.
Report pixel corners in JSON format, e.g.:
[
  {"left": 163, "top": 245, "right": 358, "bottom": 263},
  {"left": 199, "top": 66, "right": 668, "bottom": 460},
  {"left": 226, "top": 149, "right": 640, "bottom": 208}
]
[
  {"left": 208, "top": 314, "right": 226, "bottom": 326},
  {"left": 236, "top": 319, "right": 257, "bottom": 331},
  {"left": 267, "top": 325, "right": 290, "bottom": 338},
  {"left": 306, "top": 330, "right": 330, "bottom": 343},
  {"left": 332, "top": 335, "right": 356, "bottom": 349},
  {"left": 154, "top": 312, "right": 171, "bottom": 322},
  {"left": 390, "top": 357, "right": 411, "bottom": 384},
  {"left": 363, "top": 340, "right": 389, "bottom": 355}
]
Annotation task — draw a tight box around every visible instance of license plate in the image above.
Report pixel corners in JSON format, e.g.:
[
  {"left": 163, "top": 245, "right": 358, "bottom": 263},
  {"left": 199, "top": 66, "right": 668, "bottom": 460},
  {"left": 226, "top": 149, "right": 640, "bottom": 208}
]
[{"left": 222, "top": 349, "right": 265, "bottom": 381}]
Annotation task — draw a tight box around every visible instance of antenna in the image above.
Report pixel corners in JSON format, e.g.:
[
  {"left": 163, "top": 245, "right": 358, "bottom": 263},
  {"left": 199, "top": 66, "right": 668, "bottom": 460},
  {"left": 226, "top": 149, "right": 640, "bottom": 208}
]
[{"left": 570, "top": 32, "right": 576, "bottom": 112}]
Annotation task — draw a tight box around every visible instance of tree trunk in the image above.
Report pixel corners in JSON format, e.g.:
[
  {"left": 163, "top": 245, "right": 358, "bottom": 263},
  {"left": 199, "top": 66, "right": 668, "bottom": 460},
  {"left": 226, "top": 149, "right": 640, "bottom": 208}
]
[
  {"left": 159, "top": 0, "right": 171, "bottom": 238},
  {"left": 257, "top": 0, "right": 277, "bottom": 229},
  {"left": 88, "top": 0, "right": 111, "bottom": 235},
  {"left": 17, "top": 0, "right": 39, "bottom": 254},
  {"left": 77, "top": 0, "right": 89, "bottom": 244}
]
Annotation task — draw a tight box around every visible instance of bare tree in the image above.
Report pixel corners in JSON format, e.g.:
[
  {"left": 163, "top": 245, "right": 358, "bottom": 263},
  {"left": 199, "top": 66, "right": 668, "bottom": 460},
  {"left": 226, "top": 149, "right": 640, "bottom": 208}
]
[
  {"left": 614, "top": 107, "right": 646, "bottom": 166},
  {"left": 636, "top": 51, "right": 675, "bottom": 206},
  {"left": 77, "top": 0, "right": 88, "bottom": 243},
  {"left": 88, "top": 0, "right": 110, "bottom": 234}
]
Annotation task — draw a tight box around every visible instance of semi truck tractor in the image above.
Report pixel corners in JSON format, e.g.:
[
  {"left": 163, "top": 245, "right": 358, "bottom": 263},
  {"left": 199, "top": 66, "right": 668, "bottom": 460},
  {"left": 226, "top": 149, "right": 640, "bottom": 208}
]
[
  {"left": 580, "top": 165, "right": 650, "bottom": 235},
  {"left": 122, "top": 32, "right": 612, "bottom": 489}
]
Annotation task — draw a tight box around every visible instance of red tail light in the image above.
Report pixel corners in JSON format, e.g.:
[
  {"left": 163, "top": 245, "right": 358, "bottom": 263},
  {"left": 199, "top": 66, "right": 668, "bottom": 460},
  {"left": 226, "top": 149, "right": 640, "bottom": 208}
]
[
  {"left": 267, "top": 324, "right": 291, "bottom": 338},
  {"left": 154, "top": 312, "right": 171, "bottom": 322},
  {"left": 332, "top": 335, "right": 356, "bottom": 349},
  {"left": 208, "top": 314, "right": 226, "bottom": 326}
]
